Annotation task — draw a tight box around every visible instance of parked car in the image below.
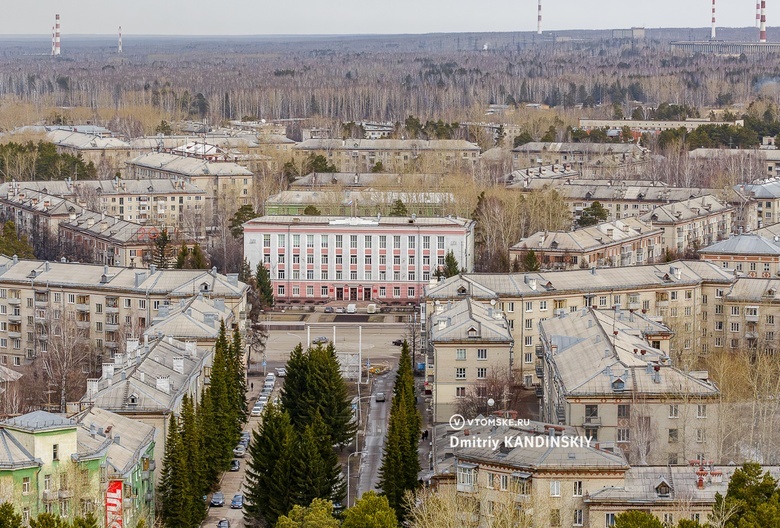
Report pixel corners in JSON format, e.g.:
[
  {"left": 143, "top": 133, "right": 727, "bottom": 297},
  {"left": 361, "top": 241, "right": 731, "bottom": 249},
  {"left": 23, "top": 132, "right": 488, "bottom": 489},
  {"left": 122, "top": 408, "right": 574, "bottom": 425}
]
[
  {"left": 217, "top": 519, "right": 230, "bottom": 528},
  {"left": 240, "top": 431, "right": 251, "bottom": 441},
  {"left": 261, "top": 387, "right": 273, "bottom": 396},
  {"left": 233, "top": 445, "right": 246, "bottom": 458},
  {"left": 335, "top": 307, "right": 344, "bottom": 313},
  {"left": 275, "top": 367, "right": 287, "bottom": 377},
  {"left": 392, "top": 339, "right": 403, "bottom": 346},
  {"left": 231, "top": 494, "right": 244, "bottom": 509},
  {"left": 375, "top": 392, "right": 386, "bottom": 402},
  {"left": 266, "top": 373, "right": 276, "bottom": 382},
  {"left": 230, "top": 459, "right": 240, "bottom": 472},
  {"left": 210, "top": 492, "right": 225, "bottom": 507},
  {"left": 263, "top": 381, "right": 274, "bottom": 391},
  {"left": 239, "top": 437, "right": 249, "bottom": 448},
  {"left": 251, "top": 405, "right": 264, "bottom": 417},
  {"left": 324, "top": 307, "right": 334, "bottom": 313},
  {"left": 257, "top": 396, "right": 268, "bottom": 406},
  {"left": 312, "top": 336, "right": 328, "bottom": 344}
]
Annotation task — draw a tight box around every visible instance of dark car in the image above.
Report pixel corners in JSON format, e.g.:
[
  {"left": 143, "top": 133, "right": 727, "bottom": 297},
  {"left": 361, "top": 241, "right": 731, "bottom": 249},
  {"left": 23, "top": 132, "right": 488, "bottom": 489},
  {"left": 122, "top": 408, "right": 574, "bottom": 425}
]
[
  {"left": 324, "top": 307, "right": 334, "bottom": 313},
  {"left": 210, "top": 492, "right": 225, "bottom": 507},
  {"left": 231, "top": 494, "right": 244, "bottom": 509},
  {"left": 312, "top": 336, "right": 328, "bottom": 344},
  {"left": 230, "top": 459, "right": 240, "bottom": 472},
  {"left": 217, "top": 519, "right": 229, "bottom": 528},
  {"left": 375, "top": 392, "right": 386, "bottom": 402},
  {"left": 392, "top": 339, "right": 403, "bottom": 346}
]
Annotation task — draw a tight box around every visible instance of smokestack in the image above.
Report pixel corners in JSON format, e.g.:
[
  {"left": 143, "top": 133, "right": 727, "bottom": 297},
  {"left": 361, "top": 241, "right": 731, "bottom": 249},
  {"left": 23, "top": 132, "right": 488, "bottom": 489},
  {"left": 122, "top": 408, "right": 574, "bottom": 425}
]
[
  {"left": 758, "top": 2, "right": 762, "bottom": 27},
  {"left": 537, "top": 0, "right": 542, "bottom": 35},
  {"left": 118, "top": 26, "right": 122, "bottom": 54},
  {"left": 760, "top": 1, "right": 767, "bottom": 43},
  {"left": 54, "top": 14, "right": 60, "bottom": 56},
  {"left": 51, "top": 26, "right": 55, "bottom": 55},
  {"left": 711, "top": 0, "right": 716, "bottom": 40}
]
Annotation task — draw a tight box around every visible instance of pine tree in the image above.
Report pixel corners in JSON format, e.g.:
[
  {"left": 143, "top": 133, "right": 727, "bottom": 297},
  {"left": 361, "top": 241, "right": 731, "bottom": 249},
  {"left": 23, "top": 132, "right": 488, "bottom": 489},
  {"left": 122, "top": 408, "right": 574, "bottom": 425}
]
[
  {"left": 245, "top": 403, "right": 296, "bottom": 527},
  {"left": 174, "top": 242, "right": 188, "bottom": 269},
  {"left": 229, "top": 324, "right": 248, "bottom": 427},
  {"left": 71, "top": 511, "right": 99, "bottom": 528},
  {"left": 435, "top": 250, "right": 460, "bottom": 279},
  {"left": 152, "top": 228, "right": 173, "bottom": 268},
  {"left": 256, "top": 262, "right": 274, "bottom": 308},
  {"left": 238, "top": 258, "right": 253, "bottom": 284},
  {"left": 314, "top": 343, "right": 357, "bottom": 446},
  {"left": 158, "top": 414, "right": 189, "bottom": 528},
  {"left": 521, "top": 249, "right": 540, "bottom": 272},
  {"left": 291, "top": 413, "right": 344, "bottom": 507},
  {"left": 388, "top": 199, "right": 408, "bottom": 217},
  {"left": 190, "top": 243, "right": 209, "bottom": 269},
  {"left": 281, "top": 343, "right": 317, "bottom": 429},
  {"left": 179, "top": 394, "right": 207, "bottom": 526},
  {"left": 0, "top": 502, "right": 23, "bottom": 528},
  {"left": 203, "top": 322, "right": 237, "bottom": 484},
  {"left": 29, "top": 513, "right": 70, "bottom": 528}
]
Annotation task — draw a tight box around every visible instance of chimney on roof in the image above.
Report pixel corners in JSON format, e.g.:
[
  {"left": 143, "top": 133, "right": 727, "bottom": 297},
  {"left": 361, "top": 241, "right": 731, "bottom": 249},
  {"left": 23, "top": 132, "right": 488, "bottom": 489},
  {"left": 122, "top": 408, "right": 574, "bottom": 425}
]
[
  {"left": 226, "top": 273, "right": 238, "bottom": 286},
  {"left": 135, "top": 271, "right": 147, "bottom": 287},
  {"left": 172, "top": 357, "right": 184, "bottom": 374},
  {"left": 149, "top": 264, "right": 157, "bottom": 275},
  {"left": 156, "top": 376, "right": 171, "bottom": 394},
  {"left": 204, "top": 313, "right": 217, "bottom": 328},
  {"left": 127, "top": 339, "right": 140, "bottom": 355},
  {"left": 86, "top": 378, "right": 99, "bottom": 399},
  {"left": 102, "top": 363, "right": 115, "bottom": 383}
]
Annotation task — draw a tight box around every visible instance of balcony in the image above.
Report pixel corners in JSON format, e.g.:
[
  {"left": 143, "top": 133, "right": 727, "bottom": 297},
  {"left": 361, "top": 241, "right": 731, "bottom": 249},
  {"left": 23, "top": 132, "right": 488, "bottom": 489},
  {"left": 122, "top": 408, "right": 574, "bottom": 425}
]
[
  {"left": 584, "top": 416, "right": 602, "bottom": 427},
  {"left": 7, "top": 331, "right": 21, "bottom": 339},
  {"left": 105, "top": 323, "right": 119, "bottom": 332},
  {"left": 105, "top": 341, "right": 119, "bottom": 349},
  {"left": 76, "top": 321, "right": 90, "bottom": 329},
  {"left": 7, "top": 314, "right": 21, "bottom": 323},
  {"left": 42, "top": 490, "right": 56, "bottom": 502},
  {"left": 37, "top": 334, "right": 48, "bottom": 341},
  {"left": 746, "top": 313, "right": 759, "bottom": 323},
  {"left": 535, "top": 386, "right": 544, "bottom": 398},
  {"left": 105, "top": 304, "right": 119, "bottom": 314},
  {"left": 76, "top": 303, "right": 90, "bottom": 312},
  {"left": 535, "top": 345, "right": 544, "bottom": 358},
  {"left": 34, "top": 299, "right": 48, "bottom": 308},
  {"left": 58, "top": 489, "right": 73, "bottom": 499},
  {"left": 7, "top": 298, "right": 20, "bottom": 306},
  {"left": 628, "top": 302, "right": 641, "bottom": 310},
  {"left": 535, "top": 366, "right": 544, "bottom": 378},
  {"left": 556, "top": 405, "right": 566, "bottom": 423}
]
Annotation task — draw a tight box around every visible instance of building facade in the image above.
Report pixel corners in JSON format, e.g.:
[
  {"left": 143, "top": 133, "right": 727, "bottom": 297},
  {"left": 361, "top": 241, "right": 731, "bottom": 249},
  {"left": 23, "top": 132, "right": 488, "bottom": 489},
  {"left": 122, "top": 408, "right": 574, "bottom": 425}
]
[
  {"left": 640, "top": 195, "right": 732, "bottom": 253},
  {"left": 244, "top": 215, "right": 475, "bottom": 305},
  {"left": 510, "top": 218, "right": 663, "bottom": 270},
  {"left": 699, "top": 234, "right": 780, "bottom": 277}
]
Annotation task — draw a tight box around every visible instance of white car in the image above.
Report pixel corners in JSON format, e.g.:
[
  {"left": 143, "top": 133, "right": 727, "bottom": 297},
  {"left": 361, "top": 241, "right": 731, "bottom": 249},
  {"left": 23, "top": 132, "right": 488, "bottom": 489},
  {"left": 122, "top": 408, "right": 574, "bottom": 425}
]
[
  {"left": 257, "top": 396, "right": 268, "bottom": 405},
  {"left": 251, "top": 405, "right": 264, "bottom": 417},
  {"left": 275, "top": 367, "right": 287, "bottom": 377}
]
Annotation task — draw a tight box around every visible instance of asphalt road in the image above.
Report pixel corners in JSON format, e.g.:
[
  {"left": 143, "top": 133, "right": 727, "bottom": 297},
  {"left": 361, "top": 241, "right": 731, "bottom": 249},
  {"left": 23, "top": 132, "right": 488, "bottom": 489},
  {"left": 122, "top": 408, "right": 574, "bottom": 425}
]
[{"left": 356, "top": 367, "right": 397, "bottom": 500}]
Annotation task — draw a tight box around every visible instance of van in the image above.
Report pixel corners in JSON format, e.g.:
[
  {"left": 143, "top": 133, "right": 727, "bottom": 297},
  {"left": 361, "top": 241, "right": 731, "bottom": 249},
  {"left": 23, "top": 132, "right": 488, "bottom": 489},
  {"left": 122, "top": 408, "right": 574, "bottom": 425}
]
[
  {"left": 347, "top": 304, "right": 357, "bottom": 314},
  {"left": 366, "top": 303, "right": 377, "bottom": 314}
]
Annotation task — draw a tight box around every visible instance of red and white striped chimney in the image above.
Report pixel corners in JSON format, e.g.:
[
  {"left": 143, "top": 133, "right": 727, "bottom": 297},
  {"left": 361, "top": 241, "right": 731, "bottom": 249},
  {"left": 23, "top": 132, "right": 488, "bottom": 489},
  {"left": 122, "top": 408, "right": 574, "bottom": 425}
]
[
  {"left": 51, "top": 26, "right": 55, "bottom": 55},
  {"left": 758, "top": 2, "right": 762, "bottom": 27},
  {"left": 537, "top": 0, "right": 542, "bottom": 35},
  {"left": 711, "top": 0, "right": 716, "bottom": 40},
  {"left": 118, "top": 26, "right": 122, "bottom": 54},
  {"left": 760, "top": 1, "right": 767, "bottom": 43},
  {"left": 54, "top": 14, "right": 60, "bottom": 55}
]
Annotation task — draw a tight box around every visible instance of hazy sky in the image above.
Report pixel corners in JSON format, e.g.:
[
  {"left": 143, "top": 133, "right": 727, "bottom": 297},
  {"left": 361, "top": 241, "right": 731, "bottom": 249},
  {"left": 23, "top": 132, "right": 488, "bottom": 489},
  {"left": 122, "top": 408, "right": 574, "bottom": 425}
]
[{"left": 0, "top": 1, "right": 767, "bottom": 36}]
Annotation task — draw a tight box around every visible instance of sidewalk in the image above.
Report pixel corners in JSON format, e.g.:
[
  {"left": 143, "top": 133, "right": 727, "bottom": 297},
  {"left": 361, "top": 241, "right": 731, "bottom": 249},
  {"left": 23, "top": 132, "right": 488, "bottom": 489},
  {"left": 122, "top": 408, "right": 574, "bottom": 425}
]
[{"left": 416, "top": 377, "right": 434, "bottom": 479}]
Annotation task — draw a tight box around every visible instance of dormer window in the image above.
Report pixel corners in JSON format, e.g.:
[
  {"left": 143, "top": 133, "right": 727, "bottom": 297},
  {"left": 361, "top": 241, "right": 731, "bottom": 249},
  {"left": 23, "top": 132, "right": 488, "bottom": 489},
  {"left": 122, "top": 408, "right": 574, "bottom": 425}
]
[
  {"left": 200, "top": 282, "right": 209, "bottom": 292},
  {"left": 457, "top": 286, "right": 467, "bottom": 296},
  {"left": 655, "top": 478, "right": 672, "bottom": 497},
  {"left": 612, "top": 378, "right": 625, "bottom": 392},
  {"left": 467, "top": 326, "right": 478, "bottom": 338},
  {"left": 128, "top": 393, "right": 138, "bottom": 405}
]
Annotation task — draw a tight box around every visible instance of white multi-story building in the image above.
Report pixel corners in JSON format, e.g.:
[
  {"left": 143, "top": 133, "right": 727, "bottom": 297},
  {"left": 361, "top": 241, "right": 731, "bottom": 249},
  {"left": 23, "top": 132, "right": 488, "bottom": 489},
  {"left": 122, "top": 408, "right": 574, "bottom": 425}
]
[{"left": 243, "top": 215, "right": 475, "bottom": 305}]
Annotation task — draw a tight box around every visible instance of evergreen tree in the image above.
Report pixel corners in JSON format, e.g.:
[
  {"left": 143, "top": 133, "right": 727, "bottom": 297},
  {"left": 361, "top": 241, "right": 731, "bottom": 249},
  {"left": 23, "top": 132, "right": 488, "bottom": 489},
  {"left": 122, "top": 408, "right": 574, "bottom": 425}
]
[
  {"left": 378, "top": 341, "right": 421, "bottom": 522},
  {"left": 71, "top": 512, "right": 99, "bottom": 528},
  {"left": 388, "top": 199, "right": 408, "bottom": 217},
  {"left": 303, "top": 205, "right": 321, "bottom": 216},
  {"left": 158, "top": 414, "right": 189, "bottom": 528},
  {"left": 229, "top": 324, "right": 248, "bottom": 428},
  {"left": 204, "top": 322, "right": 238, "bottom": 483},
  {"left": 281, "top": 344, "right": 318, "bottom": 429},
  {"left": 229, "top": 204, "right": 259, "bottom": 239},
  {"left": 245, "top": 403, "right": 296, "bottom": 527},
  {"left": 190, "top": 244, "right": 209, "bottom": 269},
  {"left": 29, "top": 514, "right": 70, "bottom": 528},
  {"left": 520, "top": 249, "right": 540, "bottom": 272},
  {"left": 577, "top": 201, "right": 609, "bottom": 227},
  {"left": 0, "top": 222, "right": 34, "bottom": 259},
  {"left": 174, "top": 242, "right": 188, "bottom": 269},
  {"left": 276, "top": 499, "right": 340, "bottom": 528},
  {"left": 179, "top": 394, "right": 207, "bottom": 526},
  {"left": 256, "top": 263, "right": 275, "bottom": 308},
  {"left": 613, "top": 510, "right": 664, "bottom": 527},
  {"left": 152, "top": 228, "right": 173, "bottom": 268},
  {"left": 342, "top": 492, "right": 398, "bottom": 528},
  {"left": 435, "top": 250, "right": 460, "bottom": 279},
  {"left": 0, "top": 502, "right": 23, "bottom": 528},
  {"left": 290, "top": 412, "right": 344, "bottom": 507},
  {"left": 238, "top": 258, "right": 253, "bottom": 284}
]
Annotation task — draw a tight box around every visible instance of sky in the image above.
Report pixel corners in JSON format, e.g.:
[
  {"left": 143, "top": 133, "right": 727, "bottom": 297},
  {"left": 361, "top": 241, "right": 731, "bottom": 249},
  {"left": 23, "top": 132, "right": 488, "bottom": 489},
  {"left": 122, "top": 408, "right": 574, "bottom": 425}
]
[{"left": 0, "top": 1, "right": 768, "bottom": 36}]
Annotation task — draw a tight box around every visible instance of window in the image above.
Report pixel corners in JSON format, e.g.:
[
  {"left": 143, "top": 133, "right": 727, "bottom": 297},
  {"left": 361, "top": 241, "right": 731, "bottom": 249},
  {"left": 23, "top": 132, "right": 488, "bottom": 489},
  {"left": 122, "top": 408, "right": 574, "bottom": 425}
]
[
  {"left": 668, "top": 429, "right": 679, "bottom": 443},
  {"left": 524, "top": 352, "right": 532, "bottom": 364},
  {"left": 408, "top": 236, "right": 416, "bottom": 249},
  {"left": 263, "top": 234, "right": 271, "bottom": 248},
  {"left": 379, "top": 236, "right": 387, "bottom": 249},
  {"left": 277, "top": 234, "right": 286, "bottom": 247},
  {"left": 549, "top": 480, "right": 560, "bottom": 497},
  {"left": 393, "top": 236, "right": 401, "bottom": 249},
  {"left": 731, "top": 322, "right": 740, "bottom": 332},
  {"left": 573, "top": 481, "right": 583, "bottom": 496},
  {"left": 44, "top": 474, "right": 51, "bottom": 491},
  {"left": 663, "top": 514, "right": 674, "bottom": 525},
  {"left": 350, "top": 235, "right": 358, "bottom": 248},
  {"left": 477, "top": 367, "right": 487, "bottom": 379},
  {"left": 52, "top": 444, "right": 59, "bottom": 461},
  {"left": 457, "top": 466, "right": 475, "bottom": 486},
  {"left": 393, "top": 287, "right": 400, "bottom": 298},
  {"left": 292, "top": 234, "right": 300, "bottom": 248},
  {"left": 422, "top": 236, "right": 430, "bottom": 249},
  {"left": 277, "top": 285, "right": 285, "bottom": 296},
  {"left": 617, "top": 404, "right": 630, "bottom": 418},
  {"left": 599, "top": 296, "right": 607, "bottom": 307},
  {"left": 307, "top": 235, "right": 314, "bottom": 248},
  {"left": 697, "top": 428, "right": 706, "bottom": 443},
  {"left": 617, "top": 428, "right": 630, "bottom": 442},
  {"left": 68, "top": 294, "right": 75, "bottom": 304},
  {"left": 540, "top": 300, "right": 548, "bottom": 311},
  {"left": 456, "top": 387, "right": 466, "bottom": 397},
  {"left": 22, "top": 476, "right": 30, "bottom": 494},
  {"left": 731, "top": 306, "right": 740, "bottom": 316},
  {"left": 525, "top": 318, "right": 533, "bottom": 330},
  {"left": 455, "top": 368, "right": 466, "bottom": 379},
  {"left": 335, "top": 235, "right": 343, "bottom": 248},
  {"left": 525, "top": 301, "right": 533, "bottom": 312},
  {"left": 477, "top": 348, "right": 487, "bottom": 360},
  {"left": 456, "top": 349, "right": 466, "bottom": 361},
  {"left": 379, "top": 287, "right": 386, "bottom": 297},
  {"left": 573, "top": 509, "right": 584, "bottom": 526},
  {"left": 768, "top": 315, "right": 775, "bottom": 325},
  {"left": 606, "top": 513, "right": 616, "bottom": 526},
  {"left": 669, "top": 404, "right": 679, "bottom": 418},
  {"left": 697, "top": 404, "right": 707, "bottom": 418},
  {"left": 138, "top": 299, "right": 146, "bottom": 309},
  {"left": 524, "top": 336, "right": 533, "bottom": 347}
]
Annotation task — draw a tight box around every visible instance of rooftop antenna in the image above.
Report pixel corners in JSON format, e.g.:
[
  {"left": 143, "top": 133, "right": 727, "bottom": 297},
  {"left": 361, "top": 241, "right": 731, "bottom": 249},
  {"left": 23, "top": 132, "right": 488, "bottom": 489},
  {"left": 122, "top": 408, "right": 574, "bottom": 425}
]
[
  {"left": 760, "top": 0, "right": 767, "bottom": 42},
  {"left": 118, "top": 26, "right": 122, "bottom": 54},
  {"left": 711, "top": 0, "right": 716, "bottom": 40},
  {"left": 537, "top": 0, "right": 542, "bottom": 35},
  {"left": 53, "top": 14, "right": 61, "bottom": 56}
]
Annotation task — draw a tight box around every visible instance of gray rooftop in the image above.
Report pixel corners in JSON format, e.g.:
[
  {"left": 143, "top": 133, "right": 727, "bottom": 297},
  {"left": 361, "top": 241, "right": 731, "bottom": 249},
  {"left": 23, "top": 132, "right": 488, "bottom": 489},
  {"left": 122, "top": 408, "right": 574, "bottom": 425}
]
[
  {"left": 0, "top": 429, "right": 38, "bottom": 469},
  {"left": 0, "top": 178, "right": 206, "bottom": 198},
  {"left": 429, "top": 298, "right": 513, "bottom": 344},
  {"left": 512, "top": 142, "right": 644, "bottom": 155},
  {"left": 512, "top": 218, "right": 660, "bottom": 252},
  {"left": 59, "top": 211, "right": 144, "bottom": 244},
  {"left": 74, "top": 407, "right": 155, "bottom": 475},
  {"left": 4, "top": 410, "right": 77, "bottom": 433},
  {"left": 294, "top": 138, "right": 480, "bottom": 152},
  {"left": 244, "top": 215, "right": 473, "bottom": 229},
  {"left": 640, "top": 195, "right": 731, "bottom": 224},
  {"left": 699, "top": 233, "right": 780, "bottom": 256},
  {"left": 291, "top": 172, "right": 445, "bottom": 189},
  {"left": 127, "top": 152, "right": 253, "bottom": 177}
]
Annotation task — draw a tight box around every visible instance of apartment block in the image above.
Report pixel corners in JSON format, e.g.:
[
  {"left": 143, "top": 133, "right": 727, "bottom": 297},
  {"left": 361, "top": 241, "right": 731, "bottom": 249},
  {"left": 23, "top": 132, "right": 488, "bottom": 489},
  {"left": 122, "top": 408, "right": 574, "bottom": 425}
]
[
  {"left": 511, "top": 142, "right": 647, "bottom": 175},
  {"left": 0, "top": 256, "right": 247, "bottom": 368},
  {"left": 429, "top": 298, "right": 514, "bottom": 422},
  {"left": 58, "top": 211, "right": 150, "bottom": 268},
  {"left": 0, "top": 409, "right": 155, "bottom": 526},
  {"left": 699, "top": 233, "right": 780, "bottom": 277},
  {"left": 510, "top": 218, "right": 663, "bottom": 270},
  {"left": 539, "top": 309, "right": 719, "bottom": 466},
  {"left": 640, "top": 195, "right": 732, "bottom": 253},
  {"left": 292, "top": 139, "right": 481, "bottom": 173},
  {"left": 244, "top": 215, "right": 474, "bottom": 305}
]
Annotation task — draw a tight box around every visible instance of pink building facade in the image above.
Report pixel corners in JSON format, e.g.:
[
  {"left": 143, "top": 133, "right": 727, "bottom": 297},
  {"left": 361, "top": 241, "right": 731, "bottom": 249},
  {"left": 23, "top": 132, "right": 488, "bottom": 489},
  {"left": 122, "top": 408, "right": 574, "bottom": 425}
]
[{"left": 243, "top": 216, "right": 475, "bottom": 305}]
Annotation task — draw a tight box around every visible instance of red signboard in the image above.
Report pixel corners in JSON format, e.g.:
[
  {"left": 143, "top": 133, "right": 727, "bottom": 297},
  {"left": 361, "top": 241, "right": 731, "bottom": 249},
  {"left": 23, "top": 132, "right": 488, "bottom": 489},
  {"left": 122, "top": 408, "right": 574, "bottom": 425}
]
[{"left": 106, "top": 480, "right": 123, "bottom": 528}]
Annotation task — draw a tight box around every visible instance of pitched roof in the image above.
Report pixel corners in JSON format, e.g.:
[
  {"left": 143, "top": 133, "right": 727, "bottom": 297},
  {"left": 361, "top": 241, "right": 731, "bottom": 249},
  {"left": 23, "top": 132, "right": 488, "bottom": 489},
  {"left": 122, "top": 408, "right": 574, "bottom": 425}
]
[
  {"left": 0, "top": 429, "right": 38, "bottom": 469},
  {"left": 430, "top": 298, "right": 513, "bottom": 343},
  {"left": 640, "top": 195, "right": 731, "bottom": 224},
  {"left": 700, "top": 234, "right": 780, "bottom": 256},
  {"left": 4, "top": 410, "right": 77, "bottom": 432},
  {"left": 294, "top": 139, "right": 481, "bottom": 151},
  {"left": 126, "top": 152, "right": 253, "bottom": 177},
  {"left": 74, "top": 407, "right": 155, "bottom": 475},
  {"left": 512, "top": 218, "right": 660, "bottom": 252}
]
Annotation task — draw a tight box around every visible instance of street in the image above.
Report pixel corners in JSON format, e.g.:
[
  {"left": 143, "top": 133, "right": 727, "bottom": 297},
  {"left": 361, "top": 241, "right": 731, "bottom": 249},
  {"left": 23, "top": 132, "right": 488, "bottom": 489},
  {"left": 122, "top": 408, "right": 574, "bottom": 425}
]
[{"left": 356, "top": 367, "right": 397, "bottom": 500}]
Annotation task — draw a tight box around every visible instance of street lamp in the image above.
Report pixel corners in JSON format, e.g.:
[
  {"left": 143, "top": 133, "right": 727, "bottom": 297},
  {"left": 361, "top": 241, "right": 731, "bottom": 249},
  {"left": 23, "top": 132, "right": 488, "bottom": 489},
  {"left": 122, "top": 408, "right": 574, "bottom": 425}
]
[{"left": 346, "top": 450, "right": 363, "bottom": 508}]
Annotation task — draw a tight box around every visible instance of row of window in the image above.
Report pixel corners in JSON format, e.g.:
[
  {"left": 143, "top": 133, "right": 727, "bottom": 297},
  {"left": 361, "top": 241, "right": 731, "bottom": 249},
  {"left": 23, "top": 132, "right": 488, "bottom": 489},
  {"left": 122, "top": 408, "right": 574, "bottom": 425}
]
[
  {"left": 263, "top": 233, "right": 448, "bottom": 250},
  {"left": 276, "top": 284, "right": 416, "bottom": 298},
  {"left": 272, "top": 253, "right": 441, "bottom": 267},
  {"left": 275, "top": 268, "right": 431, "bottom": 282},
  {"left": 584, "top": 403, "right": 706, "bottom": 419}
]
